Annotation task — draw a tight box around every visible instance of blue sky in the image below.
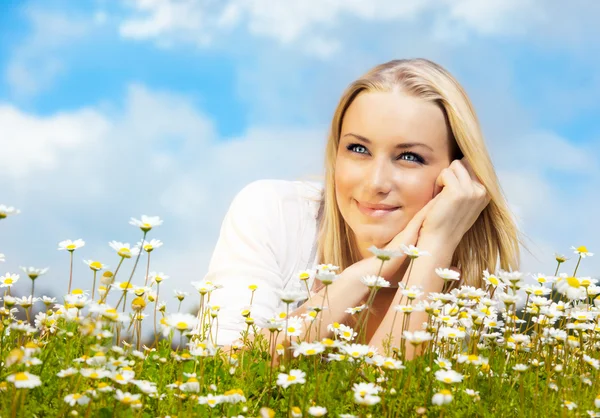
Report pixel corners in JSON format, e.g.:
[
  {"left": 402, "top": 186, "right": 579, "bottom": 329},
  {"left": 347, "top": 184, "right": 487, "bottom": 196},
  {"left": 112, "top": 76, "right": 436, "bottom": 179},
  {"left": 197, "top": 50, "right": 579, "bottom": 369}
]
[{"left": 1, "top": 0, "right": 599, "bottom": 308}]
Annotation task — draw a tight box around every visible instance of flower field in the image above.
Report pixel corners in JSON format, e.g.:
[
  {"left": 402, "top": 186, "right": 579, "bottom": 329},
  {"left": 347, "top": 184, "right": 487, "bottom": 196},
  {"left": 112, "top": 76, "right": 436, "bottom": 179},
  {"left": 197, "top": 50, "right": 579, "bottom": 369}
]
[{"left": 0, "top": 205, "right": 599, "bottom": 417}]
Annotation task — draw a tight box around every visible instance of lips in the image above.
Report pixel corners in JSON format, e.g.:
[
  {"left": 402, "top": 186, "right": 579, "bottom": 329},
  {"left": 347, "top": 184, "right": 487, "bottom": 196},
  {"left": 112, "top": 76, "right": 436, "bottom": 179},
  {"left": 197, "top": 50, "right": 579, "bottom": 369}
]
[{"left": 355, "top": 199, "right": 401, "bottom": 218}]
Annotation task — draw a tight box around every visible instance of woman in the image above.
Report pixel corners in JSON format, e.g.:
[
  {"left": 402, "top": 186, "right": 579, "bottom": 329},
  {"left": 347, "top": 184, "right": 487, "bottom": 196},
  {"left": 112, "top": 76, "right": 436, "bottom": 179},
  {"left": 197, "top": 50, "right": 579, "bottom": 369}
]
[{"left": 204, "top": 58, "right": 521, "bottom": 359}]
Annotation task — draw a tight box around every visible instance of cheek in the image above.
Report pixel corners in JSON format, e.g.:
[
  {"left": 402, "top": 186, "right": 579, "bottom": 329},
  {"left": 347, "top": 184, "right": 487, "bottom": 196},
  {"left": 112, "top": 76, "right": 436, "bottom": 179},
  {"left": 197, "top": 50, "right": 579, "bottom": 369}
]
[{"left": 394, "top": 170, "right": 436, "bottom": 209}]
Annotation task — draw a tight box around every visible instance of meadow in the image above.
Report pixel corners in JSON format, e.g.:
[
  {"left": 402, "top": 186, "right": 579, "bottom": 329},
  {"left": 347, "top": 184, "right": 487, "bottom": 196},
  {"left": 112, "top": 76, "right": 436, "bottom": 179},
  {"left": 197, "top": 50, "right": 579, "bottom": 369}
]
[{"left": 0, "top": 205, "right": 598, "bottom": 417}]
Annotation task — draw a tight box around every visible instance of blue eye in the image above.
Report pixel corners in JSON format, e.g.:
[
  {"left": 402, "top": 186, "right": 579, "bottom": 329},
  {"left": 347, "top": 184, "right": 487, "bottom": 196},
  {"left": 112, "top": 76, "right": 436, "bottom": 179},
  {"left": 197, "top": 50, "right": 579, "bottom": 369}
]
[
  {"left": 398, "top": 152, "right": 425, "bottom": 164},
  {"left": 347, "top": 143, "right": 368, "bottom": 154}
]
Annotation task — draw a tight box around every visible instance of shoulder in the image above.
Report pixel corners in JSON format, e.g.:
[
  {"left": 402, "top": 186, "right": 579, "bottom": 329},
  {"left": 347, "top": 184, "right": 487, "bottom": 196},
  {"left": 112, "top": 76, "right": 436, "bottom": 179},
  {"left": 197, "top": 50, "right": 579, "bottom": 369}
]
[{"left": 232, "top": 179, "right": 323, "bottom": 219}]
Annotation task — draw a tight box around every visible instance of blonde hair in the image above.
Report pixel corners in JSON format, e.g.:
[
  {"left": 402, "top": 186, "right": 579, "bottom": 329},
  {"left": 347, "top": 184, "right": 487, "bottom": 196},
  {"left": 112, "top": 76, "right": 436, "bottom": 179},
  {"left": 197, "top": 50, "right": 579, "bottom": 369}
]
[{"left": 316, "top": 58, "right": 521, "bottom": 289}]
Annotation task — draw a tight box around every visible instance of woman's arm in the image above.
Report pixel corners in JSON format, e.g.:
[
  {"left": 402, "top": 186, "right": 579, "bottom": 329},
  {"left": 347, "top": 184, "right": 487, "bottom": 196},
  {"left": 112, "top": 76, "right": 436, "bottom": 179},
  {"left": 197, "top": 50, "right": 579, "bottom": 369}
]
[
  {"left": 368, "top": 236, "right": 456, "bottom": 360},
  {"left": 260, "top": 201, "right": 433, "bottom": 349}
]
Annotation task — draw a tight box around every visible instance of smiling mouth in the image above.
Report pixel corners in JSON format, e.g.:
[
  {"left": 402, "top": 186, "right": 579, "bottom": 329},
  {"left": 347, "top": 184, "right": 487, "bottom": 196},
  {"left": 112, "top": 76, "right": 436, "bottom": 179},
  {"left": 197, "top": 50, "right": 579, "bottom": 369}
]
[{"left": 354, "top": 200, "right": 401, "bottom": 218}]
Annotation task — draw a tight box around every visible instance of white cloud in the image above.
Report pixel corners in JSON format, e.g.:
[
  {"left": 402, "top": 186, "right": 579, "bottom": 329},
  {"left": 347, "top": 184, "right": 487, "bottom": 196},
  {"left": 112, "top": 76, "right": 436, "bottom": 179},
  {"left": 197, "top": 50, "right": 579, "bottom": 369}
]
[
  {"left": 4, "top": 8, "right": 102, "bottom": 98},
  {"left": 0, "top": 84, "right": 325, "bottom": 312},
  {"left": 117, "top": 0, "right": 598, "bottom": 56}
]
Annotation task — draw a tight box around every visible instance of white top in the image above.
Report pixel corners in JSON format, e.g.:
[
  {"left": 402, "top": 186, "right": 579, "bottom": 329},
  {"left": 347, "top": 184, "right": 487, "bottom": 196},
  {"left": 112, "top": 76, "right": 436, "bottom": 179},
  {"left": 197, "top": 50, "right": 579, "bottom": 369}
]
[{"left": 204, "top": 179, "right": 323, "bottom": 345}]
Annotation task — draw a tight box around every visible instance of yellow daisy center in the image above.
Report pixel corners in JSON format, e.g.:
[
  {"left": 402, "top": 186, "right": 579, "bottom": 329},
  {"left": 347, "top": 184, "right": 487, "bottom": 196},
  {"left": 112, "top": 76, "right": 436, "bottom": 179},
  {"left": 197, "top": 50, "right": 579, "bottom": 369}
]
[
  {"left": 176, "top": 322, "right": 188, "bottom": 330},
  {"left": 566, "top": 277, "right": 580, "bottom": 288},
  {"left": 90, "top": 261, "right": 102, "bottom": 270},
  {"left": 66, "top": 244, "right": 77, "bottom": 250},
  {"left": 577, "top": 246, "right": 588, "bottom": 253},
  {"left": 287, "top": 375, "right": 296, "bottom": 382},
  {"left": 14, "top": 373, "right": 29, "bottom": 381}
]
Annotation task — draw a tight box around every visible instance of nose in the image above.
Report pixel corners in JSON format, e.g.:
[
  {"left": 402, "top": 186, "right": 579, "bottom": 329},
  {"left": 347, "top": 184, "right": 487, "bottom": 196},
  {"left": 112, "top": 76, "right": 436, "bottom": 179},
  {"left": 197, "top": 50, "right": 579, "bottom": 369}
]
[{"left": 365, "top": 158, "right": 393, "bottom": 195}]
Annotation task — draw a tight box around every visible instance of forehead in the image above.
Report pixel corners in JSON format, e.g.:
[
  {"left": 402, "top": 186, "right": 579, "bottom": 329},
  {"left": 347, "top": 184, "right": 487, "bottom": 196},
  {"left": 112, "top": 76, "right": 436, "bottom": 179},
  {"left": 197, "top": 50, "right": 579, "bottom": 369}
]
[{"left": 341, "top": 90, "right": 450, "bottom": 150}]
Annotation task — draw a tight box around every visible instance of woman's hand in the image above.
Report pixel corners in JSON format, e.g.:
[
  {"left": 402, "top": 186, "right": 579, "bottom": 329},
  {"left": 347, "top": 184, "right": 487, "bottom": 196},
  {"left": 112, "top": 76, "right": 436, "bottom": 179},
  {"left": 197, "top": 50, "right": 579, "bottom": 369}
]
[{"left": 419, "top": 158, "right": 490, "bottom": 247}]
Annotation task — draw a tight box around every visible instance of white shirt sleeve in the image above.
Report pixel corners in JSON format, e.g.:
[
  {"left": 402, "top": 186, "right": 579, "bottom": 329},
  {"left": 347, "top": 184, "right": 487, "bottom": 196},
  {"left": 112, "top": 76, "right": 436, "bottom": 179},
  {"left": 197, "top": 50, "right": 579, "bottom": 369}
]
[{"left": 204, "top": 180, "right": 287, "bottom": 345}]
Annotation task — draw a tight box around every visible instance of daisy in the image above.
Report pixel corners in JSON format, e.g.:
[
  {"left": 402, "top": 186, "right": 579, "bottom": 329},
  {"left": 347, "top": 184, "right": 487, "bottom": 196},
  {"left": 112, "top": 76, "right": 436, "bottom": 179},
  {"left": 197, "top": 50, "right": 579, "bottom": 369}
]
[
  {"left": 555, "top": 276, "right": 588, "bottom": 301},
  {"left": 197, "top": 393, "right": 222, "bottom": 407},
  {"left": 435, "top": 268, "right": 460, "bottom": 282},
  {"left": 336, "top": 324, "right": 358, "bottom": 342},
  {"left": 360, "top": 275, "right": 390, "bottom": 289},
  {"left": 400, "top": 244, "right": 430, "bottom": 258},
  {"left": 291, "top": 341, "right": 325, "bottom": 357},
  {"left": 316, "top": 270, "right": 338, "bottom": 285},
  {"left": 165, "top": 313, "right": 198, "bottom": 333},
  {"left": 148, "top": 272, "right": 169, "bottom": 285},
  {"left": 84, "top": 260, "right": 107, "bottom": 271},
  {"left": 19, "top": 267, "right": 49, "bottom": 280},
  {"left": 64, "top": 393, "right": 90, "bottom": 406},
  {"left": 308, "top": 406, "right": 327, "bottom": 417},
  {"left": 524, "top": 285, "right": 552, "bottom": 296},
  {"left": 0, "top": 273, "right": 19, "bottom": 288},
  {"left": 108, "top": 241, "right": 140, "bottom": 259},
  {"left": 111, "top": 370, "right": 136, "bottom": 385},
  {"left": 435, "top": 358, "right": 453, "bottom": 370},
  {"left": 317, "top": 264, "right": 339, "bottom": 272},
  {"left": 222, "top": 388, "right": 246, "bottom": 404},
  {"left": 276, "top": 369, "right": 306, "bottom": 389},
  {"left": 6, "top": 372, "right": 42, "bottom": 388},
  {"left": 499, "top": 270, "right": 524, "bottom": 286},
  {"left": 137, "top": 239, "right": 163, "bottom": 253},
  {"left": 297, "top": 269, "right": 314, "bottom": 281},
  {"left": 562, "top": 400, "right": 577, "bottom": 411},
  {"left": 58, "top": 239, "right": 85, "bottom": 251},
  {"left": 285, "top": 316, "right": 304, "bottom": 337},
  {"left": 112, "top": 281, "right": 136, "bottom": 294},
  {"left": 345, "top": 304, "right": 367, "bottom": 315},
  {"left": 482, "top": 270, "right": 506, "bottom": 291},
  {"left": 435, "top": 369, "right": 463, "bottom": 384},
  {"left": 174, "top": 290, "right": 188, "bottom": 301},
  {"left": 583, "top": 354, "right": 600, "bottom": 370},
  {"left": 115, "top": 389, "right": 142, "bottom": 406},
  {"left": 571, "top": 246, "right": 593, "bottom": 258},
  {"left": 401, "top": 286, "right": 424, "bottom": 300},
  {"left": 432, "top": 389, "right": 453, "bottom": 405},
  {"left": 278, "top": 289, "right": 308, "bottom": 304},
  {"left": 342, "top": 344, "right": 371, "bottom": 359},
  {"left": 0, "top": 205, "right": 20, "bottom": 218},
  {"left": 512, "top": 364, "right": 528, "bottom": 372},
  {"left": 403, "top": 331, "right": 433, "bottom": 345},
  {"left": 130, "top": 215, "right": 163, "bottom": 232},
  {"left": 532, "top": 273, "right": 554, "bottom": 285},
  {"left": 191, "top": 280, "right": 217, "bottom": 295},
  {"left": 368, "top": 245, "right": 402, "bottom": 261},
  {"left": 352, "top": 382, "right": 381, "bottom": 398}
]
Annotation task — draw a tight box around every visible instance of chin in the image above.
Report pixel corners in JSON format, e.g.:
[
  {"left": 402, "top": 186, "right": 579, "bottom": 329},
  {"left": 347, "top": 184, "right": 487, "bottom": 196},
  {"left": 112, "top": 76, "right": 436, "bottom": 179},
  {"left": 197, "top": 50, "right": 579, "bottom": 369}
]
[{"left": 353, "top": 226, "right": 397, "bottom": 249}]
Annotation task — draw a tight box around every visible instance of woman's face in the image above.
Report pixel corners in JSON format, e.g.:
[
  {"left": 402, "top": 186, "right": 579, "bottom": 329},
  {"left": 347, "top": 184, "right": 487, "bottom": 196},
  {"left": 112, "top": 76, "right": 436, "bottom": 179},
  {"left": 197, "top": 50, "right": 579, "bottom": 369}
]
[{"left": 335, "top": 90, "right": 453, "bottom": 251}]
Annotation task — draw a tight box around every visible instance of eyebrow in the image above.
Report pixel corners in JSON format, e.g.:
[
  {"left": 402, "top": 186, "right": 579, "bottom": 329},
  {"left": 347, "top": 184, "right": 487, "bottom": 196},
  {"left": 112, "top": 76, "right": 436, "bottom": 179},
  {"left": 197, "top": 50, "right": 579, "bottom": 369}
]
[{"left": 343, "top": 133, "right": 434, "bottom": 152}]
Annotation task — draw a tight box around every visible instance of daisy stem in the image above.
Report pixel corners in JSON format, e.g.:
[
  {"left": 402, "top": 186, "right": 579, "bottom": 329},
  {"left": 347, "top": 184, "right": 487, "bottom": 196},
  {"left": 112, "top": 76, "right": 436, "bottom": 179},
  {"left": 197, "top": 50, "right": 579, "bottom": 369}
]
[
  {"left": 572, "top": 255, "right": 582, "bottom": 277},
  {"left": 30, "top": 280, "right": 35, "bottom": 300},
  {"left": 154, "top": 283, "right": 160, "bottom": 347},
  {"left": 115, "top": 231, "right": 147, "bottom": 310},
  {"left": 100, "top": 257, "right": 125, "bottom": 304},
  {"left": 287, "top": 385, "right": 295, "bottom": 418},
  {"left": 67, "top": 250, "right": 74, "bottom": 294},
  {"left": 385, "top": 310, "right": 400, "bottom": 356},
  {"left": 313, "top": 355, "right": 320, "bottom": 403},
  {"left": 144, "top": 251, "right": 151, "bottom": 287},
  {"left": 91, "top": 271, "right": 97, "bottom": 300}
]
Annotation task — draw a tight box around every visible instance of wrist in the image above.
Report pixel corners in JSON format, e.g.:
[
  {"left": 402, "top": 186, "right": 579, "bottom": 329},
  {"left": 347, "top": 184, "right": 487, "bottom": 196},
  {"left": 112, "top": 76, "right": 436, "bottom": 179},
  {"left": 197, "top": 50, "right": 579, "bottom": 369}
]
[{"left": 416, "top": 234, "right": 459, "bottom": 261}]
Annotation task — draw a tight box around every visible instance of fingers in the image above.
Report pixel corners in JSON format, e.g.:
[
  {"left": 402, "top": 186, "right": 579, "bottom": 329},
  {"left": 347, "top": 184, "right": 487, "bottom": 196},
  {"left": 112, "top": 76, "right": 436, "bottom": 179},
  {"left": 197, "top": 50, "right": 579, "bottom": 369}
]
[{"left": 434, "top": 166, "right": 460, "bottom": 197}]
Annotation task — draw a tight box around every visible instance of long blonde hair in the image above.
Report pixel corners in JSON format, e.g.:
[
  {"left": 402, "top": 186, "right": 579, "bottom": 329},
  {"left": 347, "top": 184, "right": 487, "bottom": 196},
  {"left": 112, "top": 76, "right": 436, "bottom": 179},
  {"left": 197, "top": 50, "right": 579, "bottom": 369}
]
[{"left": 316, "top": 58, "right": 521, "bottom": 288}]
